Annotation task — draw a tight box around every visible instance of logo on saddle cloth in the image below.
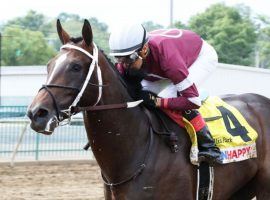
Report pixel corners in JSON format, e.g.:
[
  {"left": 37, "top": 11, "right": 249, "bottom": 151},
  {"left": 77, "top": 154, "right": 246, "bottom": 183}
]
[{"left": 162, "top": 96, "right": 258, "bottom": 165}]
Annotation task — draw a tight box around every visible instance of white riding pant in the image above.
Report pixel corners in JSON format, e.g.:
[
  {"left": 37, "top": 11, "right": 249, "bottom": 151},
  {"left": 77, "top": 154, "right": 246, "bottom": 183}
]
[
  {"left": 188, "top": 40, "right": 218, "bottom": 86},
  {"left": 141, "top": 40, "right": 218, "bottom": 98}
]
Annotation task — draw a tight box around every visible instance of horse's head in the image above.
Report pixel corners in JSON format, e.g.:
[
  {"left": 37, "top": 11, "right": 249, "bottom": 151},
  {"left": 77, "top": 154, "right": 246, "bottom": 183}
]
[{"left": 27, "top": 19, "right": 101, "bottom": 135}]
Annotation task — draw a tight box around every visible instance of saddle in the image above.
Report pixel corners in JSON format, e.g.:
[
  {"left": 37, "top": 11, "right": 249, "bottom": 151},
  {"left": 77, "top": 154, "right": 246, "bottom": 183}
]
[
  {"left": 143, "top": 96, "right": 259, "bottom": 165},
  {"left": 143, "top": 107, "right": 181, "bottom": 153}
]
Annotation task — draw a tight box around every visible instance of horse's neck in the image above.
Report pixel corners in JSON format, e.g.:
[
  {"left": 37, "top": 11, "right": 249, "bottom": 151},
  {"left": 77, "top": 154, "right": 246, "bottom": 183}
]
[{"left": 84, "top": 58, "right": 150, "bottom": 181}]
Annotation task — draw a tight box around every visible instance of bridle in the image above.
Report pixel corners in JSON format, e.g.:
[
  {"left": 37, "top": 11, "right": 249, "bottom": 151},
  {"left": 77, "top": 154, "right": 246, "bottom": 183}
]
[
  {"left": 38, "top": 42, "right": 102, "bottom": 127},
  {"left": 39, "top": 42, "right": 143, "bottom": 129}
]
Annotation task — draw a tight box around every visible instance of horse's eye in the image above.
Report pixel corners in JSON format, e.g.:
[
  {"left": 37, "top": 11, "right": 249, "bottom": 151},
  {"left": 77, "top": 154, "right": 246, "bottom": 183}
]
[{"left": 71, "top": 64, "right": 82, "bottom": 72}]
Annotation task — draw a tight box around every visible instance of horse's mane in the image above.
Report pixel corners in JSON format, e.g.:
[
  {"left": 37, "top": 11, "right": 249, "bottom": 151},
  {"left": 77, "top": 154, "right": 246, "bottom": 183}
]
[
  {"left": 99, "top": 48, "right": 130, "bottom": 92},
  {"left": 98, "top": 48, "right": 140, "bottom": 101}
]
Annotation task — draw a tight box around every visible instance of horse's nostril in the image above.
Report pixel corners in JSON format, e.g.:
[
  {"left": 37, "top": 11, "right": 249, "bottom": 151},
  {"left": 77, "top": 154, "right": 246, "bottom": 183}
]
[
  {"left": 35, "top": 108, "right": 49, "bottom": 119},
  {"left": 27, "top": 110, "right": 33, "bottom": 120}
]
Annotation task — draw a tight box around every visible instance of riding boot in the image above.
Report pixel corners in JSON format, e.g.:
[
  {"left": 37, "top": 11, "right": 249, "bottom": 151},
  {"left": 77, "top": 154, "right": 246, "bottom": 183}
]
[
  {"left": 196, "top": 126, "right": 223, "bottom": 165},
  {"left": 183, "top": 110, "right": 222, "bottom": 165}
]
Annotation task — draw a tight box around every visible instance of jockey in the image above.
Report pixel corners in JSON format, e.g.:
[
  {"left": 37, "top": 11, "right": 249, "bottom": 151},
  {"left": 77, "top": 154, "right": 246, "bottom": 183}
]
[{"left": 109, "top": 23, "right": 222, "bottom": 165}]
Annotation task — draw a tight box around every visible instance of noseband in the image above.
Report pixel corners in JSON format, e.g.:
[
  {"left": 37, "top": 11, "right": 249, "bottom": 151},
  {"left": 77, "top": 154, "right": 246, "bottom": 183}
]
[{"left": 39, "top": 84, "right": 80, "bottom": 121}]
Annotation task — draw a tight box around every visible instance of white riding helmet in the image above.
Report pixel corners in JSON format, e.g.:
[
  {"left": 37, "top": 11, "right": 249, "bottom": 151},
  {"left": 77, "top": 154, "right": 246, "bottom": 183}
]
[{"left": 109, "top": 23, "right": 149, "bottom": 56}]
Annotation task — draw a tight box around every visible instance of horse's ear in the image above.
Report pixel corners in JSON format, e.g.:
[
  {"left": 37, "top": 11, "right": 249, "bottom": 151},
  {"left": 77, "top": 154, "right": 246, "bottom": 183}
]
[
  {"left": 82, "top": 19, "right": 93, "bottom": 47},
  {"left": 57, "top": 19, "right": 70, "bottom": 44}
]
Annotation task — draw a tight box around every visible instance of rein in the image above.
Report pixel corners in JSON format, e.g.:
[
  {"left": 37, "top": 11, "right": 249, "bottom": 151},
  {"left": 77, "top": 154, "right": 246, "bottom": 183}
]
[{"left": 71, "top": 100, "right": 143, "bottom": 112}]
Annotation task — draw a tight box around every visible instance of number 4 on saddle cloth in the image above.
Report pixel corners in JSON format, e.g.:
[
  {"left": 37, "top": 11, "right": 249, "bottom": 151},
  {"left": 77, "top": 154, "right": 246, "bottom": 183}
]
[{"left": 162, "top": 96, "right": 258, "bottom": 165}]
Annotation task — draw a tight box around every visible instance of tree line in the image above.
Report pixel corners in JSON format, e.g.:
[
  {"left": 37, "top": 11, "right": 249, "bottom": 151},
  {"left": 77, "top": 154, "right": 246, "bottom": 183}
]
[{"left": 0, "top": 3, "right": 270, "bottom": 68}]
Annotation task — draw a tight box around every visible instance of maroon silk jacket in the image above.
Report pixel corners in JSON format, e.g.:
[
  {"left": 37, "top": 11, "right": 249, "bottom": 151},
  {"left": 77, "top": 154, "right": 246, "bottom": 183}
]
[{"left": 117, "top": 29, "right": 203, "bottom": 111}]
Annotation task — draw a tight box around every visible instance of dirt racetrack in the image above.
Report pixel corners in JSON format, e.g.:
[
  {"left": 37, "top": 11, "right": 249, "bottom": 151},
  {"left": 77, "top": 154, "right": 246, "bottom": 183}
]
[
  {"left": 0, "top": 161, "right": 104, "bottom": 200},
  {"left": 0, "top": 161, "right": 258, "bottom": 200}
]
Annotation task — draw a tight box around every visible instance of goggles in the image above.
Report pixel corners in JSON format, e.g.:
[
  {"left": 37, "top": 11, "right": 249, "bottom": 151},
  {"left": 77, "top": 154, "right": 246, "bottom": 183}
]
[{"left": 115, "top": 52, "right": 141, "bottom": 65}]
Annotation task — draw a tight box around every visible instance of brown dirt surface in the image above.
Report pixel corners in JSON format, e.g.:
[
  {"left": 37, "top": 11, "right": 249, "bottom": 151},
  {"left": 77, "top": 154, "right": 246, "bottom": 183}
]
[{"left": 0, "top": 161, "right": 104, "bottom": 200}]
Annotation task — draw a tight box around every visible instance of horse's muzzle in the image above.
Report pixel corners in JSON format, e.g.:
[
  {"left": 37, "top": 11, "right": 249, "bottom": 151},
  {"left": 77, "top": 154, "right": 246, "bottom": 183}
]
[{"left": 27, "top": 106, "right": 58, "bottom": 135}]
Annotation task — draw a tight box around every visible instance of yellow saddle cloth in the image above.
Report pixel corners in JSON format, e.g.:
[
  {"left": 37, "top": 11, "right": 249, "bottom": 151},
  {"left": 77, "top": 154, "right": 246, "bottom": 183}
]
[{"left": 184, "top": 96, "right": 258, "bottom": 165}]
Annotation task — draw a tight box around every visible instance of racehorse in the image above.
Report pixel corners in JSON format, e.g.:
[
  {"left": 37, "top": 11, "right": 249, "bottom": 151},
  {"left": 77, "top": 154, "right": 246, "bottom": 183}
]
[{"left": 27, "top": 19, "right": 270, "bottom": 200}]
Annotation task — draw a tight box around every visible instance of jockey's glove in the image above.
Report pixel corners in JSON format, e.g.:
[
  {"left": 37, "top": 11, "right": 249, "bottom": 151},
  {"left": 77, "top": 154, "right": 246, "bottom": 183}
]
[{"left": 140, "top": 91, "right": 157, "bottom": 107}]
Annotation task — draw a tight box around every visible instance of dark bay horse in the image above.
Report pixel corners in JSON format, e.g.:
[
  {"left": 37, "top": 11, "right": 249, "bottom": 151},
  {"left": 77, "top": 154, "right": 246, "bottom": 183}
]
[{"left": 27, "top": 19, "right": 270, "bottom": 199}]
